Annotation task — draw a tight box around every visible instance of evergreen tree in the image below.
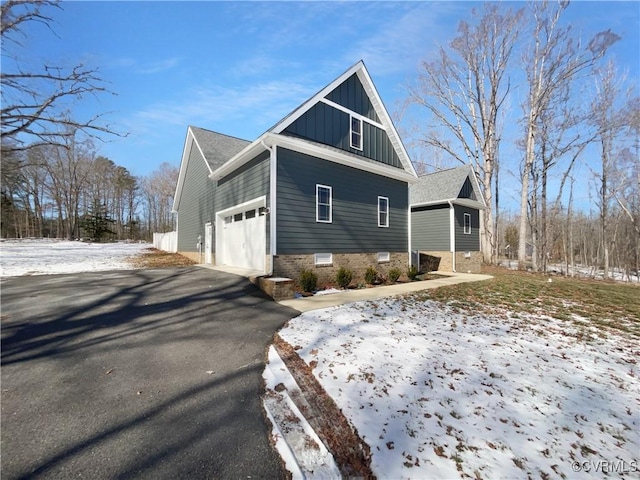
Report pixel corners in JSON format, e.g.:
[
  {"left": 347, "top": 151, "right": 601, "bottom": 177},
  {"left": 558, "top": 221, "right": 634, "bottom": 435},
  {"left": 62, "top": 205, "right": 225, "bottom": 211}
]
[{"left": 81, "top": 200, "right": 115, "bottom": 241}]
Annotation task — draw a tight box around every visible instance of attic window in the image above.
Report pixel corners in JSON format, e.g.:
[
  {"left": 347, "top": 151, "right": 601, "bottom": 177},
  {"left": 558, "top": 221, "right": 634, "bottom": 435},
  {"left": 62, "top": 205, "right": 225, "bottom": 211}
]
[{"left": 350, "top": 116, "right": 363, "bottom": 150}]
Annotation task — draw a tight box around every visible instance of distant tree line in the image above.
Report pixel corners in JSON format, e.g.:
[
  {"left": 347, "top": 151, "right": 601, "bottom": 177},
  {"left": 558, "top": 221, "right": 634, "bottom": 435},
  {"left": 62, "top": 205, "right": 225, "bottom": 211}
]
[
  {"left": 405, "top": 0, "right": 639, "bottom": 279},
  {"left": 1, "top": 131, "right": 178, "bottom": 241},
  {"left": 1, "top": 0, "right": 177, "bottom": 242}
]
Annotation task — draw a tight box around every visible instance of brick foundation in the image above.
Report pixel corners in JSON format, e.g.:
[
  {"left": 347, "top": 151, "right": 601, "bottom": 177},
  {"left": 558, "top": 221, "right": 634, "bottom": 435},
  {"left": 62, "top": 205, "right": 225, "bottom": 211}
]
[
  {"left": 418, "top": 250, "right": 482, "bottom": 273},
  {"left": 455, "top": 251, "right": 482, "bottom": 273},
  {"left": 253, "top": 276, "right": 295, "bottom": 301},
  {"left": 273, "top": 252, "right": 409, "bottom": 288},
  {"left": 420, "top": 251, "right": 453, "bottom": 272}
]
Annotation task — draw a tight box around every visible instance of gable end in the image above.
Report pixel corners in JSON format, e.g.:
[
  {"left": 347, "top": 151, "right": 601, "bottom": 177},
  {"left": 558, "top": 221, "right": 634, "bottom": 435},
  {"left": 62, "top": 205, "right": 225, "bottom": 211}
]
[
  {"left": 325, "top": 73, "right": 380, "bottom": 122},
  {"left": 458, "top": 177, "right": 477, "bottom": 200},
  {"left": 282, "top": 102, "right": 402, "bottom": 169}
]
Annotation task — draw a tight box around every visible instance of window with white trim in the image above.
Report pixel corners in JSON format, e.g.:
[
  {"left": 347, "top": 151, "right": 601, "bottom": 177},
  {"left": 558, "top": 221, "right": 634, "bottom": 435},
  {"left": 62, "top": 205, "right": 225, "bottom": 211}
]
[
  {"left": 377, "top": 252, "right": 390, "bottom": 263},
  {"left": 378, "top": 196, "right": 389, "bottom": 227},
  {"left": 464, "top": 213, "right": 471, "bottom": 234},
  {"left": 350, "top": 116, "right": 363, "bottom": 150},
  {"left": 314, "top": 253, "right": 333, "bottom": 266},
  {"left": 316, "top": 184, "right": 332, "bottom": 223}
]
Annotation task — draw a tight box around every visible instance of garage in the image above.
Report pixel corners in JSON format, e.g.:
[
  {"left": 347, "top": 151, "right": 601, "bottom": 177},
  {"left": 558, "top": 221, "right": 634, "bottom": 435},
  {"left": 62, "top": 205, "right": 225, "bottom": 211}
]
[{"left": 215, "top": 197, "right": 266, "bottom": 272}]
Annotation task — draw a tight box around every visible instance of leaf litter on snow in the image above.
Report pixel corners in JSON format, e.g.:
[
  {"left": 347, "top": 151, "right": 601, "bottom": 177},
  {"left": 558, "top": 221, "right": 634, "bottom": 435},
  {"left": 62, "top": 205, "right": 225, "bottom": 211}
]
[{"left": 278, "top": 297, "right": 639, "bottom": 479}]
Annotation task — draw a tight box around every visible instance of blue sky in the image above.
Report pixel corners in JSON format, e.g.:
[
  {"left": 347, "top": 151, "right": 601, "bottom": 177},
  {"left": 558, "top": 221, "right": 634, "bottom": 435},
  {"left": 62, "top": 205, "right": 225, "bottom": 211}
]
[{"left": 12, "top": 1, "right": 640, "bottom": 208}]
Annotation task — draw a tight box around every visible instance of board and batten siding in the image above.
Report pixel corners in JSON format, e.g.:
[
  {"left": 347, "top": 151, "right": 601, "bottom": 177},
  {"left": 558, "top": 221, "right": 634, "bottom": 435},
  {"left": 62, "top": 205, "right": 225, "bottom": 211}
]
[
  {"left": 176, "top": 143, "right": 215, "bottom": 253},
  {"left": 325, "top": 73, "right": 380, "bottom": 122},
  {"left": 283, "top": 103, "right": 402, "bottom": 169},
  {"left": 276, "top": 148, "right": 407, "bottom": 254},
  {"left": 411, "top": 205, "right": 450, "bottom": 252},
  {"left": 214, "top": 150, "right": 270, "bottom": 253},
  {"left": 454, "top": 206, "right": 480, "bottom": 251}
]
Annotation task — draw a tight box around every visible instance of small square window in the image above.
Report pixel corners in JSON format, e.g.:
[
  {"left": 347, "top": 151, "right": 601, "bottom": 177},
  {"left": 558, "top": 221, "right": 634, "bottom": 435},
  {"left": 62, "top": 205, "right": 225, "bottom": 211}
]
[
  {"left": 245, "top": 209, "right": 256, "bottom": 219},
  {"left": 350, "top": 116, "right": 363, "bottom": 150},
  {"left": 316, "top": 184, "right": 332, "bottom": 223},
  {"left": 377, "top": 252, "right": 390, "bottom": 263},
  {"left": 378, "top": 196, "right": 389, "bottom": 228},
  {"left": 224, "top": 216, "right": 232, "bottom": 224},
  {"left": 234, "top": 213, "right": 243, "bottom": 222},
  {"left": 314, "top": 253, "right": 333, "bottom": 266},
  {"left": 464, "top": 213, "right": 471, "bottom": 234}
]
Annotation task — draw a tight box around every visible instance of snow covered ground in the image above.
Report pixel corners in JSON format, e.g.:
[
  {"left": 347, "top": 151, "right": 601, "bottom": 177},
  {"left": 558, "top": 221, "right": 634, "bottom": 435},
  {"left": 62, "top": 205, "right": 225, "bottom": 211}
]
[
  {"left": 0, "top": 239, "right": 151, "bottom": 277},
  {"left": 499, "top": 259, "right": 639, "bottom": 283},
  {"left": 274, "top": 297, "right": 639, "bottom": 479}
]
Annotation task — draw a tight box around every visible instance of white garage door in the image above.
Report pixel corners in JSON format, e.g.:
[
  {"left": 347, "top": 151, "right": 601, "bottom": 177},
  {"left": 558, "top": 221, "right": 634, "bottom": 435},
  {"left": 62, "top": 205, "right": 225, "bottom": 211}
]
[{"left": 217, "top": 199, "right": 266, "bottom": 272}]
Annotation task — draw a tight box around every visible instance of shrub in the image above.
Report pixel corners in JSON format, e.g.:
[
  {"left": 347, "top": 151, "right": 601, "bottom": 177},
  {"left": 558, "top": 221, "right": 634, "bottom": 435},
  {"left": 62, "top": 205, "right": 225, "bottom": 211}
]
[
  {"left": 364, "top": 266, "right": 378, "bottom": 284},
  {"left": 388, "top": 267, "right": 402, "bottom": 283},
  {"left": 299, "top": 269, "right": 318, "bottom": 292},
  {"left": 336, "top": 267, "right": 353, "bottom": 289},
  {"left": 407, "top": 265, "right": 419, "bottom": 281}
]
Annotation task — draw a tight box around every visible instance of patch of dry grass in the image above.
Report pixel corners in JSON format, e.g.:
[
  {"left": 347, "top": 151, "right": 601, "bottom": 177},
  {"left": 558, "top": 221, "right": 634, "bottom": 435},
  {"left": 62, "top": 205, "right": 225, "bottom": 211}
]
[
  {"left": 413, "top": 265, "right": 640, "bottom": 338},
  {"left": 127, "top": 248, "right": 196, "bottom": 269}
]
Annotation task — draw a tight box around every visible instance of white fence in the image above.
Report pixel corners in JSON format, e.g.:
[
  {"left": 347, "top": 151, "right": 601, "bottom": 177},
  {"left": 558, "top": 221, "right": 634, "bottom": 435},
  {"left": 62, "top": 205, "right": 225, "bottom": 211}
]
[{"left": 153, "top": 231, "right": 177, "bottom": 253}]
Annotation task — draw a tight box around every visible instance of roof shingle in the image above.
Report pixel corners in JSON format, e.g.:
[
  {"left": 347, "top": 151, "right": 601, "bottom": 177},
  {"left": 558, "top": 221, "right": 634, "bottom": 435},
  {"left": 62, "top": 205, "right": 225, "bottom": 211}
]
[
  {"left": 410, "top": 165, "right": 481, "bottom": 205},
  {"left": 190, "top": 126, "right": 250, "bottom": 171}
]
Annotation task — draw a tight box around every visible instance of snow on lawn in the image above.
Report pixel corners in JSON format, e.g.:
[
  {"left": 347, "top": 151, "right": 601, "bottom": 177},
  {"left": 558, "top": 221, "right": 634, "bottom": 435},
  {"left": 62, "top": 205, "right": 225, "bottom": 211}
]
[
  {"left": 0, "top": 239, "right": 151, "bottom": 277},
  {"left": 278, "top": 297, "right": 639, "bottom": 479}
]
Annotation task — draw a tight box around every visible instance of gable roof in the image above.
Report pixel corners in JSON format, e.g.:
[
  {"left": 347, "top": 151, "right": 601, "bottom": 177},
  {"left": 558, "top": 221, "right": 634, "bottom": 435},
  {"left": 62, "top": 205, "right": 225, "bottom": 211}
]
[
  {"left": 268, "top": 60, "right": 416, "bottom": 177},
  {"left": 172, "top": 126, "right": 250, "bottom": 212},
  {"left": 410, "top": 165, "right": 486, "bottom": 209},
  {"left": 190, "top": 126, "right": 250, "bottom": 172},
  {"left": 209, "top": 61, "right": 418, "bottom": 183}
]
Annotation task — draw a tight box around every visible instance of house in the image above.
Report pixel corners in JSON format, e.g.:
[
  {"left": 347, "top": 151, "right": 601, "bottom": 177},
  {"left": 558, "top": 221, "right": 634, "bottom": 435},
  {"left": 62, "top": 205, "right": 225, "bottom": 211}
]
[
  {"left": 409, "top": 165, "right": 486, "bottom": 273},
  {"left": 172, "top": 61, "right": 418, "bottom": 287}
]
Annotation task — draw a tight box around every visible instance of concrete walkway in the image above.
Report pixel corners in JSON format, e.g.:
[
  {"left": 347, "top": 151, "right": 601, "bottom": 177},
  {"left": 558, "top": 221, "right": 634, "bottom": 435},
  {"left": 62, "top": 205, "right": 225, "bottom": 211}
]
[{"left": 279, "top": 272, "right": 493, "bottom": 312}]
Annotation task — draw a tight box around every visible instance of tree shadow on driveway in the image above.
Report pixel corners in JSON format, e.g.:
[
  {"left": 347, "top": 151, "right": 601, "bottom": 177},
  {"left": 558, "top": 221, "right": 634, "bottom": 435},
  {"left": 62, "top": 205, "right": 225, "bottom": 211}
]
[{"left": 1, "top": 267, "right": 298, "bottom": 479}]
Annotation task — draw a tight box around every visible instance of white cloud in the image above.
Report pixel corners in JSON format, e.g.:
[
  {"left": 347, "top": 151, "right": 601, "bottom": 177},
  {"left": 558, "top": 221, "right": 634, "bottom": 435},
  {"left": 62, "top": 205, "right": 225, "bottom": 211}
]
[
  {"left": 136, "top": 57, "right": 181, "bottom": 75},
  {"left": 123, "top": 78, "right": 317, "bottom": 140},
  {"left": 105, "top": 56, "right": 181, "bottom": 74},
  {"left": 344, "top": 3, "right": 467, "bottom": 76}
]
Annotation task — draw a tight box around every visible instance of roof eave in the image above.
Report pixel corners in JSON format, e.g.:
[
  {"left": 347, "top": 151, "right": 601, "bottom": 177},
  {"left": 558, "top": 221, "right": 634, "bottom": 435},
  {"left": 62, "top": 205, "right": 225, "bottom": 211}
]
[
  {"left": 172, "top": 127, "right": 196, "bottom": 213},
  {"left": 209, "top": 133, "right": 270, "bottom": 181},
  {"left": 354, "top": 66, "right": 417, "bottom": 178},
  {"left": 410, "top": 198, "right": 487, "bottom": 210},
  {"left": 270, "top": 134, "right": 417, "bottom": 183},
  {"left": 269, "top": 60, "right": 416, "bottom": 179}
]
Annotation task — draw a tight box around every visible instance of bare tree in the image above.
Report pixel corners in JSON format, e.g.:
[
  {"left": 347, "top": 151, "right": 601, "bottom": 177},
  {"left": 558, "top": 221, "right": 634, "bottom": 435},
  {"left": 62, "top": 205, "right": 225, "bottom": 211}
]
[
  {"left": 407, "top": 3, "right": 523, "bottom": 263},
  {"left": 0, "top": 0, "right": 122, "bottom": 152},
  {"left": 44, "top": 129, "right": 94, "bottom": 239},
  {"left": 517, "top": 0, "right": 620, "bottom": 268},
  {"left": 592, "top": 82, "right": 640, "bottom": 278},
  {"left": 140, "top": 163, "right": 179, "bottom": 235}
]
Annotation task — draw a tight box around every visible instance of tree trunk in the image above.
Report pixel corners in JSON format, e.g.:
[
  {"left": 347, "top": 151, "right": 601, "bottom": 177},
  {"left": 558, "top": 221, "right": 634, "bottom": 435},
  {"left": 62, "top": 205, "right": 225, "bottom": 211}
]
[{"left": 518, "top": 116, "right": 536, "bottom": 267}]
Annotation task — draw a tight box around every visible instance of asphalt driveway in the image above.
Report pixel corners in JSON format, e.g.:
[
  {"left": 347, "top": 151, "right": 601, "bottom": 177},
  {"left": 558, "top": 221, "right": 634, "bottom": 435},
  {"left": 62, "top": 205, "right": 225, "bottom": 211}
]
[{"left": 1, "top": 267, "right": 297, "bottom": 479}]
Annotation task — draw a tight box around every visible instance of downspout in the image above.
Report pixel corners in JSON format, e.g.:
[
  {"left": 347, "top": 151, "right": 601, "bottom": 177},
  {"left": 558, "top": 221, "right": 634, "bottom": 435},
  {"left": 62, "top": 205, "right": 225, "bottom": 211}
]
[
  {"left": 261, "top": 139, "right": 276, "bottom": 276},
  {"left": 448, "top": 200, "right": 456, "bottom": 272},
  {"left": 407, "top": 191, "right": 413, "bottom": 268}
]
